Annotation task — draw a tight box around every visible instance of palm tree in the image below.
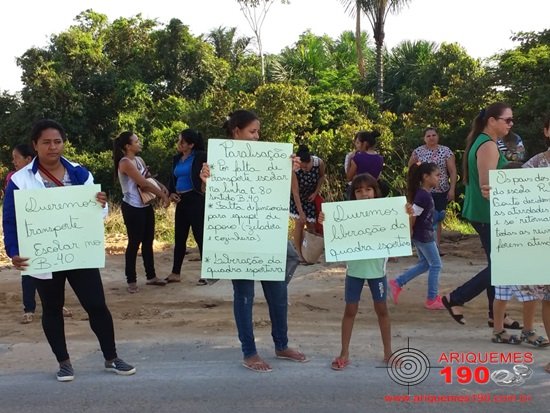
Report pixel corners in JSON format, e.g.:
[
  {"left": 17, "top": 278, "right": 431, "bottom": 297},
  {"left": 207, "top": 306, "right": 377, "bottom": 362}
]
[
  {"left": 207, "top": 26, "right": 251, "bottom": 68},
  {"left": 341, "top": 0, "right": 411, "bottom": 104},
  {"left": 339, "top": 0, "right": 367, "bottom": 79}
]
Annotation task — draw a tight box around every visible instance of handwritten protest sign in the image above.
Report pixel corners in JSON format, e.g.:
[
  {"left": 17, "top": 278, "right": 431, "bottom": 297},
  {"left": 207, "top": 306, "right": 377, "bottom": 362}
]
[
  {"left": 322, "top": 196, "right": 412, "bottom": 262},
  {"left": 201, "top": 139, "right": 293, "bottom": 281},
  {"left": 14, "top": 185, "right": 105, "bottom": 275},
  {"left": 490, "top": 168, "right": 550, "bottom": 285}
]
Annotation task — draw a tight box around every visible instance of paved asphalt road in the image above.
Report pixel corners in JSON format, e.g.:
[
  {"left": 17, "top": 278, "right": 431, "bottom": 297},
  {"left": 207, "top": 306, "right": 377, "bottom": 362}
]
[{"left": 1, "top": 340, "right": 549, "bottom": 413}]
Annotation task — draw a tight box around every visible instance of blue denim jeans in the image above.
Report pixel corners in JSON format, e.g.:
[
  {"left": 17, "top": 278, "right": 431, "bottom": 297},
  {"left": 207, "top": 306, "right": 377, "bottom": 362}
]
[
  {"left": 22, "top": 275, "right": 37, "bottom": 313},
  {"left": 232, "top": 279, "right": 289, "bottom": 358},
  {"left": 449, "top": 221, "right": 494, "bottom": 319},
  {"left": 396, "top": 239, "right": 442, "bottom": 300}
]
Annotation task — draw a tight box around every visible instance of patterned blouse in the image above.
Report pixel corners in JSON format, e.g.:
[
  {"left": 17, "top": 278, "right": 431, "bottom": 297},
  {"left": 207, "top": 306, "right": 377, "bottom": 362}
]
[
  {"left": 412, "top": 145, "right": 454, "bottom": 193},
  {"left": 522, "top": 150, "right": 550, "bottom": 169}
]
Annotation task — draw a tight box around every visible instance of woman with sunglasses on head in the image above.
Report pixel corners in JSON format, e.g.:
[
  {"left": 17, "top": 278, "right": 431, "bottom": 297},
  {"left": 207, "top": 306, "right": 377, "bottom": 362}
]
[
  {"left": 3, "top": 119, "right": 135, "bottom": 382},
  {"left": 200, "top": 110, "right": 307, "bottom": 372},
  {"left": 165, "top": 129, "right": 208, "bottom": 285},
  {"left": 442, "top": 103, "right": 520, "bottom": 331}
]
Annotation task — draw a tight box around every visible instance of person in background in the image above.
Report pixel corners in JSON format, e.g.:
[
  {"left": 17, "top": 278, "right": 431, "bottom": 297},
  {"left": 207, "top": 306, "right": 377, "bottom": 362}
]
[
  {"left": 165, "top": 129, "right": 208, "bottom": 285},
  {"left": 200, "top": 110, "right": 307, "bottom": 372},
  {"left": 5, "top": 144, "right": 38, "bottom": 323},
  {"left": 343, "top": 135, "right": 361, "bottom": 199},
  {"left": 408, "top": 127, "right": 457, "bottom": 251},
  {"left": 113, "top": 131, "right": 170, "bottom": 293},
  {"left": 289, "top": 144, "right": 325, "bottom": 262},
  {"left": 497, "top": 131, "right": 526, "bottom": 162},
  {"left": 346, "top": 131, "right": 384, "bottom": 182},
  {"left": 3, "top": 119, "right": 135, "bottom": 382}
]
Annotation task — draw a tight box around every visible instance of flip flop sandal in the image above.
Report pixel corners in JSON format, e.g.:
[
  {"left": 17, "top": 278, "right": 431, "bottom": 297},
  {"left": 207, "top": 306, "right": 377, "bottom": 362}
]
[
  {"left": 165, "top": 275, "right": 181, "bottom": 283},
  {"left": 521, "top": 330, "right": 550, "bottom": 347},
  {"left": 242, "top": 361, "right": 273, "bottom": 373},
  {"left": 275, "top": 352, "right": 309, "bottom": 363},
  {"left": 331, "top": 357, "right": 350, "bottom": 371},
  {"left": 442, "top": 296, "right": 465, "bottom": 325},
  {"left": 492, "top": 330, "right": 521, "bottom": 344}
]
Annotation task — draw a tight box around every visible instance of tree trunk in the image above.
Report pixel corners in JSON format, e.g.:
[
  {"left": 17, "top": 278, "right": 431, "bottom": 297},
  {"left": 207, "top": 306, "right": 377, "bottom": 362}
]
[
  {"left": 374, "top": 6, "right": 385, "bottom": 105},
  {"left": 356, "top": 1, "right": 365, "bottom": 79},
  {"left": 258, "top": 35, "right": 265, "bottom": 84},
  {"left": 375, "top": 40, "right": 383, "bottom": 104}
]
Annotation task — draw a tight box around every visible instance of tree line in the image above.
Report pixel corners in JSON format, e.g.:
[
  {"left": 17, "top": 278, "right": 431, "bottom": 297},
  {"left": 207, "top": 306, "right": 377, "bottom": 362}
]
[{"left": 0, "top": 9, "right": 548, "bottom": 204}]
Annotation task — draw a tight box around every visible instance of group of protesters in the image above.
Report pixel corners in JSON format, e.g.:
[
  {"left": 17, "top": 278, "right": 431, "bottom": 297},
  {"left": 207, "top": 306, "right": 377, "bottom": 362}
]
[{"left": 3, "top": 103, "right": 550, "bottom": 380}]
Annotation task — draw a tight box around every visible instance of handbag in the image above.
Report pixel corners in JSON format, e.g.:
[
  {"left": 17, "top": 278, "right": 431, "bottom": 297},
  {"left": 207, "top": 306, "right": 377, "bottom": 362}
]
[
  {"left": 301, "top": 230, "right": 324, "bottom": 264},
  {"left": 138, "top": 177, "right": 160, "bottom": 204}
]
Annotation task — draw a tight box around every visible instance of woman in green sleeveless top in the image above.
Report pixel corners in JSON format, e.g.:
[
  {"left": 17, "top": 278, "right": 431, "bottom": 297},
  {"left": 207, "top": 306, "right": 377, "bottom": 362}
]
[{"left": 442, "top": 102, "right": 520, "bottom": 329}]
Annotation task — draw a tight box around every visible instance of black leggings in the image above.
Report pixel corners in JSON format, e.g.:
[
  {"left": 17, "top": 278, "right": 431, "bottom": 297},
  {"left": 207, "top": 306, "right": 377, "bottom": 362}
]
[
  {"left": 34, "top": 269, "right": 117, "bottom": 362},
  {"left": 172, "top": 191, "right": 205, "bottom": 274},
  {"left": 121, "top": 201, "right": 156, "bottom": 283}
]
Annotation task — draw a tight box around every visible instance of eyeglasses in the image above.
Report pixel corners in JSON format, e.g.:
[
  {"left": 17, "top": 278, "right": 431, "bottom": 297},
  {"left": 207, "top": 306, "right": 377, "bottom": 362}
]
[{"left": 498, "top": 117, "right": 514, "bottom": 125}]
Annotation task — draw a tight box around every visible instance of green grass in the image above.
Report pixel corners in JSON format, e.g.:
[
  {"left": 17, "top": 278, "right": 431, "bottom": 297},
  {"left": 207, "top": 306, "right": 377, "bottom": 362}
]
[{"left": 442, "top": 201, "right": 476, "bottom": 235}]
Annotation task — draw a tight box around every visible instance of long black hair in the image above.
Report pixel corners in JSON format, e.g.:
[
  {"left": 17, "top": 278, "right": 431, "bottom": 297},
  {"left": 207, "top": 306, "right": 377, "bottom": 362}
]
[
  {"left": 407, "top": 162, "right": 438, "bottom": 203},
  {"left": 113, "top": 131, "right": 134, "bottom": 179},
  {"left": 179, "top": 128, "right": 205, "bottom": 151}
]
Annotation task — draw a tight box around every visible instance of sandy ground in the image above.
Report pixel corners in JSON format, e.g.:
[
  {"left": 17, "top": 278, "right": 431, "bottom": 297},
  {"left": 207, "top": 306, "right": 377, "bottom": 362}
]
[{"left": 0, "top": 232, "right": 542, "bottom": 374}]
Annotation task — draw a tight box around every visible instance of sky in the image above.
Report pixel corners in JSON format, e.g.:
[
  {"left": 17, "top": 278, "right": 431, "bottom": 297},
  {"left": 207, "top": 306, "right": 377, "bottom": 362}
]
[{"left": 0, "top": 0, "right": 548, "bottom": 93}]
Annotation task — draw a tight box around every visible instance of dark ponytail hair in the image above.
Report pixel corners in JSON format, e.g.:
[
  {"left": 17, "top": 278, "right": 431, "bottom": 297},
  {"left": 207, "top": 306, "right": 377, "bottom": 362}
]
[
  {"left": 407, "top": 162, "right": 438, "bottom": 203},
  {"left": 463, "top": 102, "right": 511, "bottom": 183},
  {"left": 180, "top": 128, "right": 205, "bottom": 151},
  {"left": 355, "top": 130, "right": 380, "bottom": 148},
  {"left": 113, "top": 131, "right": 134, "bottom": 179},
  {"left": 296, "top": 144, "right": 311, "bottom": 163},
  {"left": 349, "top": 173, "right": 382, "bottom": 200},
  {"left": 222, "top": 110, "right": 259, "bottom": 138},
  {"left": 13, "top": 143, "right": 35, "bottom": 159}
]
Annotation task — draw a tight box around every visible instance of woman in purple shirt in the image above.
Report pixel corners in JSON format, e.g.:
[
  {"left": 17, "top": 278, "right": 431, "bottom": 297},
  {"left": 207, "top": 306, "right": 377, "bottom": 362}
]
[{"left": 346, "top": 131, "right": 384, "bottom": 181}]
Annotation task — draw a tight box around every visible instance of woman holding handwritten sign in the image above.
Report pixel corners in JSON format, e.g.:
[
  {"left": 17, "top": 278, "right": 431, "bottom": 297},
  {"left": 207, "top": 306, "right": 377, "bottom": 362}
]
[
  {"left": 200, "top": 110, "right": 307, "bottom": 372},
  {"left": 2, "top": 119, "right": 135, "bottom": 382},
  {"left": 442, "top": 103, "right": 521, "bottom": 332},
  {"left": 114, "top": 132, "right": 170, "bottom": 293}
]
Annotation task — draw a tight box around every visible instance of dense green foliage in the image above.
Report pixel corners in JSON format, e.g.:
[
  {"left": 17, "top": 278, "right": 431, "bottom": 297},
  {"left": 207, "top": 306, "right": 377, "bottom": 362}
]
[{"left": 0, "top": 10, "right": 548, "bottom": 207}]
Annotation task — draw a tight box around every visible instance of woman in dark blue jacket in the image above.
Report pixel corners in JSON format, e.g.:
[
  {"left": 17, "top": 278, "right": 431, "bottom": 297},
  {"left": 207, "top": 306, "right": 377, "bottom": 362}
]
[{"left": 165, "top": 129, "right": 208, "bottom": 285}]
